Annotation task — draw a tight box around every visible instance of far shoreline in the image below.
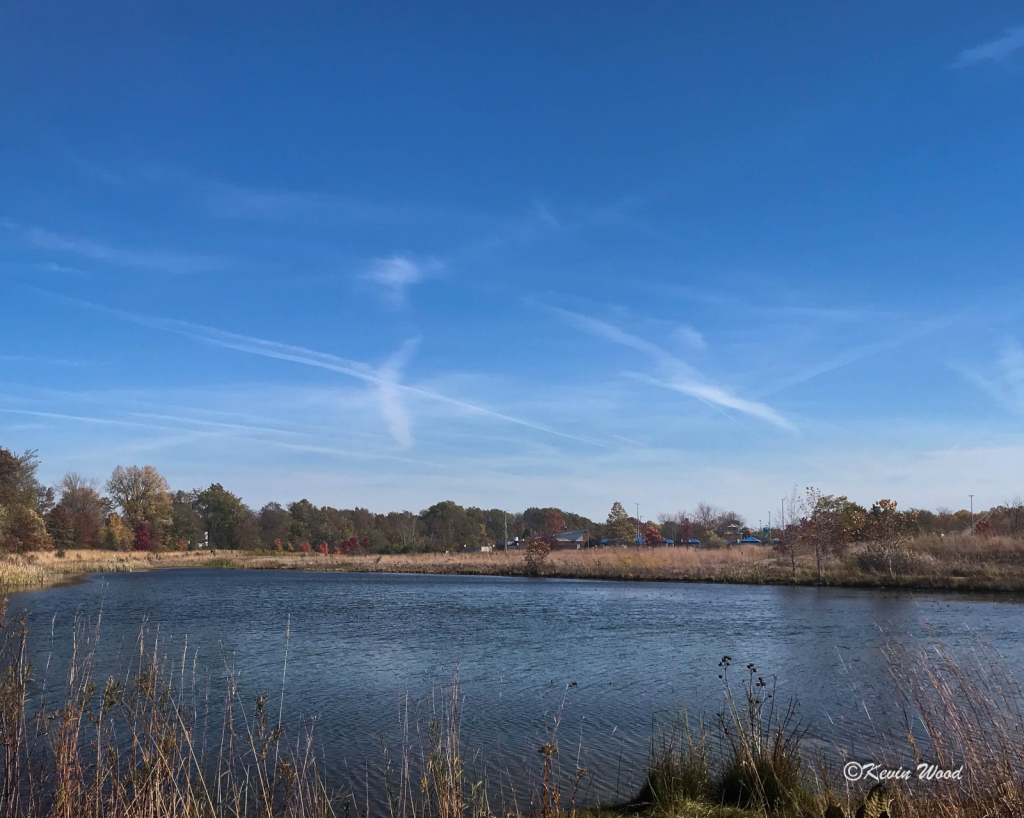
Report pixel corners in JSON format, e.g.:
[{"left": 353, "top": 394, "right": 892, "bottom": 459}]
[{"left": 5, "top": 541, "right": 1024, "bottom": 598}]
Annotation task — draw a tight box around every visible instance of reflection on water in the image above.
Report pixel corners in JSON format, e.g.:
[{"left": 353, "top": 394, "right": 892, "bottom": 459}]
[{"left": 8, "top": 569, "right": 1024, "bottom": 806}]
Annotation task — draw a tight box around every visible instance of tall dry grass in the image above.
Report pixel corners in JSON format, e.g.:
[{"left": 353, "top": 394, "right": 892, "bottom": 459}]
[
  {"left": 0, "top": 599, "right": 575, "bottom": 818},
  {"left": 628, "top": 636, "right": 1024, "bottom": 818},
  {"left": 0, "top": 550, "right": 221, "bottom": 594},
  {"left": 0, "top": 599, "right": 334, "bottom": 818},
  {"left": 0, "top": 546, "right": 781, "bottom": 596},
  {"left": 875, "top": 638, "right": 1024, "bottom": 818},
  {"left": 225, "top": 535, "right": 1024, "bottom": 592},
  {"left": 235, "top": 545, "right": 782, "bottom": 585},
  {"left": 4, "top": 585, "right": 1024, "bottom": 818},
  {"left": 5, "top": 533, "right": 1024, "bottom": 601}
]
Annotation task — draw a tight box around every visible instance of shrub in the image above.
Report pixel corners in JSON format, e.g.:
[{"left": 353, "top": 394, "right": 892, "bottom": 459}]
[
  {"left": 341, "top": 536, "right": 359, "bottom": 555},
  {"left": 715, "top": 657, "right": 811, "bottom": 814},
  {"left": 524, "top": 539, "right": 551, "bottom": 575},
  {"left": 634, "top": 716, "right": 710, "bottom": 809},
  {"left": 857, "top": 541, "right": 912, "bottom": 578}
]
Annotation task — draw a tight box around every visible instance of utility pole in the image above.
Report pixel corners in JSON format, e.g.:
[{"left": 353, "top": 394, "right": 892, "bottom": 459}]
[
  {"left": 504, "top": 511, "right": 508, "bottom": 551},
  {"left": 635, "top": 502, "right": 640, "bottom": 543},
  {"left": 969, "top": 495, "right": 975, "bottom": 533}
]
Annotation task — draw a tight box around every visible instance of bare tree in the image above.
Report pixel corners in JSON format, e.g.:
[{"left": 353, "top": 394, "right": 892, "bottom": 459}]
[
  {"left": 777, "top": 485, "right": 803, "bottom": 531},
  {"left": 1007, "top": 497, "right": 1024, "bottom": 539},
  {"left": 864, "top": 499, "right": 916, "bottom": 579},
  {"left": 392, "top": 511, "right": 418, "bottom": 550},
  {"left": 691, "top": 502, "right": 720, "bottom": 536},
  {"left": 797, "top": 487, "right": 865, "bottom": 584},
  {"left": 718, "top": 510, "right": 745, "bottom": 537},
  {"left": 56, "top": 472, "right": 108, "bottom": 548}
]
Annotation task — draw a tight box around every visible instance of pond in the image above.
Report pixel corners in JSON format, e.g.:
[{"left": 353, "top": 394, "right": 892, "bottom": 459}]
[{"left": 7, "top": 569, "right": 1023, "bottom": 808}]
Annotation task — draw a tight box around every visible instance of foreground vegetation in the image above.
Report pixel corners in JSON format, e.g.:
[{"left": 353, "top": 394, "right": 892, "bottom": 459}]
[
  {"left": 3, "top": 530, "right": 1024, "bottom": 595},
  {"left": 1, "top": 595, "right": 1021, "bottom": 818}
]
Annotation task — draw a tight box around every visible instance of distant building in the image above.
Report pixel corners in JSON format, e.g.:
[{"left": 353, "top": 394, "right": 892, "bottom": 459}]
[{"left": 552, "top": 529, "right": 589, "bottom": 550}]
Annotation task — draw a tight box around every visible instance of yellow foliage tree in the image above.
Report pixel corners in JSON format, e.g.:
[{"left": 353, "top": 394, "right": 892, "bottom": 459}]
[{"left": 105, "top": 512, "right": 133, "bottom": 551}]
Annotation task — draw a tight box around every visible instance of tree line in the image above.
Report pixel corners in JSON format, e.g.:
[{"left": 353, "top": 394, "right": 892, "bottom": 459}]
[
  {"left": 0, "top": 447, "right": 598, "bottom": 554},
  {"left": 0, "top": 446, "right": 1018, "bottom": 557}
]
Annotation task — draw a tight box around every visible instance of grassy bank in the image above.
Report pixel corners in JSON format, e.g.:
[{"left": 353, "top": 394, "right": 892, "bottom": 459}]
[{"left": 3, "top": 533, "right": 1024, "bottom": 595}]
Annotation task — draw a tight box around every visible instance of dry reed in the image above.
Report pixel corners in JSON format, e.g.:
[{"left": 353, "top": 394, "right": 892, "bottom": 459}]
[
  {"left": 4, "top": 591, "right": 1024, "bottom": 818},
  {"left": 6, "top": 535, "right": 1024, "bottom": 596}
]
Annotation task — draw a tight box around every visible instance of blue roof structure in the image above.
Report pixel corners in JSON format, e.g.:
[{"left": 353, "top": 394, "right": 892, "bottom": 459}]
[{"left": 740, "top": 536, "right": 762, "bottom": 543}]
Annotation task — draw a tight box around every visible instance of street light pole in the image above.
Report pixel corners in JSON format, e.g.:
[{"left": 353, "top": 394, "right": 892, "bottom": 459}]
[{"left": 635, "top": 502, "right": 640, "bottom": 543}]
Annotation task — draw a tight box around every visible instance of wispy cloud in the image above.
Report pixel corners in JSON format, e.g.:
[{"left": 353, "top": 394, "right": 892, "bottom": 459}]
[
  {"left": 531, "top": 201, "right": 560, "bottom": 228},
  {"left": 25, "top": 226, "right": 230, "bottom": 275},
  {"left": 538, "top": 303, "right": 795, "bottom": 431},
  {"left": 771, "top": 318, "right": 951, "bottom": 393},
  {"left": 674, "top": 325, "right": 706, "bottom": 351},
  {"left": 361, "top": 256, "right": 434, "bottom": 308},
  {"left": 641, "top": 283, "right": 902, "bottom": 323},
  {"left": 959, "top": 338, "right": 1024, "bottom": 414},
  {"left": 64, "top": 152, "right": 129, "bottom": 185},
  {"left": 136, "top": 164, "right": 500, "bottom": 229},
  {"left": 36, "top": 292, "right": 603, "bottom": 447},
  {"left": 953, "top": 23, "right": 1024, "bottom": 67},
  {"left": 0, "top": 355, "right": 104, "bottom": 367},
  {"left": 0, "top": 405, "right": 443, "bottom": 467},
  {"left": 375, "top": 338, "right": 418, "bottom": 447}
]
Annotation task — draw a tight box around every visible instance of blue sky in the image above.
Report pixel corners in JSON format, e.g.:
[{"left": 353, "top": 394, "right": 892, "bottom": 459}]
[{"left": 3, "top": 2, "right": 1024, "bottom": 522}]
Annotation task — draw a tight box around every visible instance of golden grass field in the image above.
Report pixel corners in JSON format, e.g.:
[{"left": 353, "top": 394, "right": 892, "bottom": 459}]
[{"left": 2, "top": 532, "right": 1023, "bottom": 594}]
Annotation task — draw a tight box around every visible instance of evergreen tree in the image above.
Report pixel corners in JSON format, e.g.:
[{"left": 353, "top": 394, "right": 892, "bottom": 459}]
[{"left": 606, "top": 501, "right": 634, "bottom": 541}]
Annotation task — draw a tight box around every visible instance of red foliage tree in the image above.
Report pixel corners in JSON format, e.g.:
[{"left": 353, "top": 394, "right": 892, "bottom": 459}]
[
  {"left": 341, "top": 536, "right": 359, "bottom": 555},
  {"left": 298, "top": 541, "right": 312, "bottom": 554},
  {"left": 360, "top": 536, "right": 371, "bottom": 552},
  {"left": 641, "top": 522, "right": 663, "bottom": 544},
  {"left": 678, "top": 517, "right": 692, "bottom": 541},
  {"left": 318, "top": 541, "right": 329, "bottom": 555},
  {"left": 544, "top": 509, "right": 566, "bottom": 538},
  {"left": 133, "top": 522, "right": 152, "bottom": 552}
]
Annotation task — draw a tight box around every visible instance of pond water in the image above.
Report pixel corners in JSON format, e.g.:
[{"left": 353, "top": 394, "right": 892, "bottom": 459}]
[{"left": 7, "top": 570, "right": 1024, "bottom": 807}]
